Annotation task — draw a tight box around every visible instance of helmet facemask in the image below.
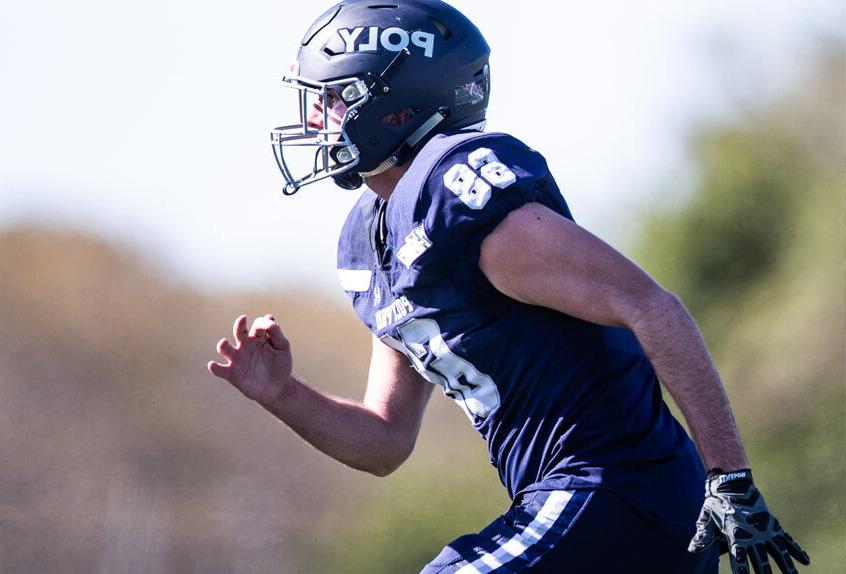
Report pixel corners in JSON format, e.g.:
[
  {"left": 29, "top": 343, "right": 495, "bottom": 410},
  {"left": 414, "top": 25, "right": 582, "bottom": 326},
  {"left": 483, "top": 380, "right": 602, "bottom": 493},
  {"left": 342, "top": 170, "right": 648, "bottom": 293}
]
[{"left": 271, "top": 75, "right": 369, "bottom": 195}]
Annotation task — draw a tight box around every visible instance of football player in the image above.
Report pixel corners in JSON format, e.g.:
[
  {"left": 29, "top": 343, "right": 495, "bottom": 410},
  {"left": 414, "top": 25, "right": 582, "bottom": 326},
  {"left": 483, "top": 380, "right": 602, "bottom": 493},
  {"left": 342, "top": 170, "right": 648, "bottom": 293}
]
[{"left": 209, "top": 1, "right": 810, "bottom": 572}]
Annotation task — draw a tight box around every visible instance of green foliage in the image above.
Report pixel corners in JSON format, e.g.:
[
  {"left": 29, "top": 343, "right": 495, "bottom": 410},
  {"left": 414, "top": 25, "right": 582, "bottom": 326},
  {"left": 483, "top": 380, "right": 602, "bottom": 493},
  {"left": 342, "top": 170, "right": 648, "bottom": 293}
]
[
  {"left": 643, "top": 128, "right": 808, "bottom": 326},
  {"left": 638, "top": 50, "right": 846, "bottom": 573}
]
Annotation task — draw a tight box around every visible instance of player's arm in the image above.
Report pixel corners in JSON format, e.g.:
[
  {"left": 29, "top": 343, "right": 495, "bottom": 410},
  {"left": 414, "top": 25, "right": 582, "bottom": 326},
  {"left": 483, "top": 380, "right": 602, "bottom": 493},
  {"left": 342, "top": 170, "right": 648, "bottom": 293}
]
[
  {"left": 478, "top": 202, "right": 746, "bottom": 471},
  {"left": 208, "top": 315, "right": 433, "bottom": 476},
  {"left": 479, "top": 203, "right": 810, "bottom": 572}
]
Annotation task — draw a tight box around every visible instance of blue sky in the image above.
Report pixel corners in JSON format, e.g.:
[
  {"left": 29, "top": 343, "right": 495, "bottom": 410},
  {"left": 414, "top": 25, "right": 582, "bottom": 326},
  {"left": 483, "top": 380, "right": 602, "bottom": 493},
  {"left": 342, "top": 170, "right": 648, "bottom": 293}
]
[{"left": 0, "top": 0, "right": 841, "bottom": 296}]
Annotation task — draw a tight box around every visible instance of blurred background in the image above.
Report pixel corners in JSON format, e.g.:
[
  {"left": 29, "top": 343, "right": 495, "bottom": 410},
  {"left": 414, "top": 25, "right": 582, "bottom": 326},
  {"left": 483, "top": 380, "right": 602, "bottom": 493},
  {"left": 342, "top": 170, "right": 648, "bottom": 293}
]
[{"left": 1, "top": 1, "right": 843, "bottom": 572}]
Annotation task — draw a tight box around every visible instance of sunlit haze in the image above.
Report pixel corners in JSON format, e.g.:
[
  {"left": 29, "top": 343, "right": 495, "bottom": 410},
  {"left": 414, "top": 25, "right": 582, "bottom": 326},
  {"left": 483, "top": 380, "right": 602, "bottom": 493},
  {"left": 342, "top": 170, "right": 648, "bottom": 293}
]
[{"left": 0, "top": 0, "right": 840, "bottom": 294}]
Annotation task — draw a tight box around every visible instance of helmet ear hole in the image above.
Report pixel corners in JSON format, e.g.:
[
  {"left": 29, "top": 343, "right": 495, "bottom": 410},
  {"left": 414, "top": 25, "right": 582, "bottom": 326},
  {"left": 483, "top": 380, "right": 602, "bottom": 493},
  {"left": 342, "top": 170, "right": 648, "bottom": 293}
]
[{"left": 380, "top": 108, "right": 417, "bottom": 127}]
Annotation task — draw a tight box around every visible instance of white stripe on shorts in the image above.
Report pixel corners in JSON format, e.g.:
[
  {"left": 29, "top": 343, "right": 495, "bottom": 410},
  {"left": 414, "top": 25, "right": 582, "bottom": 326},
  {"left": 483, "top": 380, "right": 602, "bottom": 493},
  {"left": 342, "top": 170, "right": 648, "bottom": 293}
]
[{"left": 454, "top": 490, "right": 575, "bottom": 574}]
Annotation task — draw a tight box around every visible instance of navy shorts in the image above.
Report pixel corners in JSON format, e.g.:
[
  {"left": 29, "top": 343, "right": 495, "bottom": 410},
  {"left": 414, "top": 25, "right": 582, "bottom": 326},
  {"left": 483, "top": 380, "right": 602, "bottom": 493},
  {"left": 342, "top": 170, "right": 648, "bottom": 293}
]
[{"left": 420, "top": 489, "right": 719, "bottom": 574}]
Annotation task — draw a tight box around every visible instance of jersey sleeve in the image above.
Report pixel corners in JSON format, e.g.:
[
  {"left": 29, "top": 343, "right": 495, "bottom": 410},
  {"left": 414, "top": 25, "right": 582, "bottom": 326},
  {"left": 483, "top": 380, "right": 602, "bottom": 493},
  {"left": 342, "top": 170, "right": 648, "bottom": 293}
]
[{"left": 414, "top": 134, "right": 571, "bottom": 271}]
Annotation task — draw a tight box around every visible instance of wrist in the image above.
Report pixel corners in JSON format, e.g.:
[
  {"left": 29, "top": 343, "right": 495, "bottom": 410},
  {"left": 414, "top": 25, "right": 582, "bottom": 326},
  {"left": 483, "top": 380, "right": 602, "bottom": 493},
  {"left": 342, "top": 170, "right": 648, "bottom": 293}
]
[
  {"left": 707, "top": 467, "right": 752, "bottom": 483},
  {"left": 260, "top": 375, "right": 299, "bottom": 415},
  {"left": 701, "top": 450, "right": 750, "bottom": 475},
  {"left": 705, "top": 468, "right": 755, "bottom": 497}
]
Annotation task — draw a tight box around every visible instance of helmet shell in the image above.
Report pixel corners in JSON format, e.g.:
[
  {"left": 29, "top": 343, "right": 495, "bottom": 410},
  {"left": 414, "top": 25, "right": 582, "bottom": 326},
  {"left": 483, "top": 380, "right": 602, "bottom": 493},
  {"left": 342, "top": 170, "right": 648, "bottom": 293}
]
[{"left": 295, "top": 0, "right": 490, "bottom": 173}]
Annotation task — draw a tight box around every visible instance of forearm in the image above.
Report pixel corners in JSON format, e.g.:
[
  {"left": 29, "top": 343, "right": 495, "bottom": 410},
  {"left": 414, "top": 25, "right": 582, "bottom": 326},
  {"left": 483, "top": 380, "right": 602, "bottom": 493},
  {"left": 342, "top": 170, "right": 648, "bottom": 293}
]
[
  {"left": 631, "top": 290, "right": 749, "bottom": 471},
  {"left": 262, "top": 374, "right": 410, "bottom": 476}
]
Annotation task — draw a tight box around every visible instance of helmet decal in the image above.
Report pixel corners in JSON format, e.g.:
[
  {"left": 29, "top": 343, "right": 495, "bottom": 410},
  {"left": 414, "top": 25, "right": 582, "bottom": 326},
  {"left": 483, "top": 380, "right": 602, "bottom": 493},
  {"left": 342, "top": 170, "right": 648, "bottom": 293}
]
[
  {"left": 455, "top": 78, "right": 486, "bottom": 107},
  {"left": 338, "top": 27, "right": 436, "bottom": 58}
]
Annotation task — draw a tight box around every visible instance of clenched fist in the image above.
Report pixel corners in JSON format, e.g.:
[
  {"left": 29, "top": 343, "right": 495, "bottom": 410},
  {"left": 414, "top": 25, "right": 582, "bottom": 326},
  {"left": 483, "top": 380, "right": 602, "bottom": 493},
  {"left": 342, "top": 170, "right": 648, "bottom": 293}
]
[{"left": 208, "top": 314, "right": 294, "bottom": 408}]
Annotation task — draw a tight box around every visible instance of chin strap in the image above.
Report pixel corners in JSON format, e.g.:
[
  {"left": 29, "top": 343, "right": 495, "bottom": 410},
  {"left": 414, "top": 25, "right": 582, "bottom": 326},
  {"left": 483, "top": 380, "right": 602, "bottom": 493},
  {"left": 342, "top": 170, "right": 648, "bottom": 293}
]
[
  {"left": 359, "top": 155, "right": 400, "bottom": 178},
  {"left": 359, "top": 107, "right": 451, "bottom": 179}
]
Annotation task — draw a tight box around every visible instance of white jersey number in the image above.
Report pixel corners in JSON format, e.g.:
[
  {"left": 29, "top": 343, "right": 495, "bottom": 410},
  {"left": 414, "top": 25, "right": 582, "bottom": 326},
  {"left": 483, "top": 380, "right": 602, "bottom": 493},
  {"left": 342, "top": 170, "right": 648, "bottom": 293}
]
[
  {"left": 394, "top": 318, "right": 501, "bottom": 422},
  {"left": 442, "top": 148, "right": 517, "bottom": 210}
]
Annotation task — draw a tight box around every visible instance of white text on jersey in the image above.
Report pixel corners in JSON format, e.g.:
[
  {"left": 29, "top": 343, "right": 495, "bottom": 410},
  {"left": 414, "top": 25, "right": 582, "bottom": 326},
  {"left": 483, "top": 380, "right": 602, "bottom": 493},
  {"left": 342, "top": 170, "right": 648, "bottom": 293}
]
[
  {"left": 397, "top": 224, "right": 433, "bottom": 268},
  {"left": 375, "top": 296, "right": 415, "bottom": 330}
]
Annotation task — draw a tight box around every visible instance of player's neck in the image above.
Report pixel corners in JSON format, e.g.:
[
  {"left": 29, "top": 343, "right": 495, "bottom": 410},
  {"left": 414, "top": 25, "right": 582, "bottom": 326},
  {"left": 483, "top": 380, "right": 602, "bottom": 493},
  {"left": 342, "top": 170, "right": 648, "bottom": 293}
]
[{"left": 365, "top": 161, "right": 414, "bottom": 201}]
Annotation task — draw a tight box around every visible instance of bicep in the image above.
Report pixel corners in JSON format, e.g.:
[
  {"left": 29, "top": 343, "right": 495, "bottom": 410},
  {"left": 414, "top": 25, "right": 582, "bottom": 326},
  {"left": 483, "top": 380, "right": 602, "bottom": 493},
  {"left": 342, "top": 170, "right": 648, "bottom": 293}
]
[
  {"left": 479, "top": 202, "right": 664, "bottom": 327},
  {"left": 363, "top": 335, "right": 433, "bottom": 440}
]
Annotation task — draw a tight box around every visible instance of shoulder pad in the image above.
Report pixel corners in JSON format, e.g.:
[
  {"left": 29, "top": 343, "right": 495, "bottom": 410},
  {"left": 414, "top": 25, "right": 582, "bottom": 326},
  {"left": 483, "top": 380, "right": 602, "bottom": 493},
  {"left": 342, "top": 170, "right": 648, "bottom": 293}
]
[{"left": 387, "top": 132, "right": 568, "bottom": 272}]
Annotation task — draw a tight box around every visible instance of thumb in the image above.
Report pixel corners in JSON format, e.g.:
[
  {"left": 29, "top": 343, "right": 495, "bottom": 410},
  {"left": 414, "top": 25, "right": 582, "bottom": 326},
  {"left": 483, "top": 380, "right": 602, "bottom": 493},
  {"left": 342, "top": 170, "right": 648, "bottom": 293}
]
[
  {"left": 266, "top": 320, "right": 290, "bottom": 351},
  {"left": 688, "top": 507, "right": 717, "bottom": 553}
]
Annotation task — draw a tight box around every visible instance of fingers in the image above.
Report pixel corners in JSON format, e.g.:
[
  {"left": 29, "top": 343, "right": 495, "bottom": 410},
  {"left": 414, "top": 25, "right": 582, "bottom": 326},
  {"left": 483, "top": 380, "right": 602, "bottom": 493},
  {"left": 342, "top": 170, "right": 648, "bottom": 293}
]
[
  {"left": 207, "top": 360, "right": 231, "bottom": 379},
  {"left": 766, "top": 540, "right": 797, "bottom": 574},
  {"left": 222, "top": 314, "right": 284, "bottom": 352},
  {"left": 777, "top": 531, "right": 810, "bottom": 566},
  {"left": 731, "top": 545, "right": 750, "bottom": 574},
  {"left": 266, "top": 321, "right": 289, "bottom": 351},
  {"left": 211, "top": 315, "right": 285, "bottom": 382},
  {"left": 249, "top": 314, "right": 289, "bottom": 351},
  {"left": 249, "top": 315, "right": 273, "bottom": 338},
  {"left": 233, "top": 315, "right": 248, "bottom": 346},
  {"left": 688, "top": 507, "right": 717, "bottom": 553},
  {"left": 216, "top": 338, "right": 237, "bottom": 359},
  {"left": 749, "top": 544, "right": 773, "bottom": 574}
]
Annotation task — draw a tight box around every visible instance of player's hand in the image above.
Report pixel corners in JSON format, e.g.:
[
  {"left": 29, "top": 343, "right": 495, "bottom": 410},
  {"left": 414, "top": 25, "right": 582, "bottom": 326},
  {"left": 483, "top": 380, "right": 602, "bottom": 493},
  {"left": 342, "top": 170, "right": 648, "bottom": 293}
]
[
  {"left": 208, "top": 315, "right": 294, "bottom": 408},
  {"left": 688, "top": 469, "right": 810, "bottom": 574}
]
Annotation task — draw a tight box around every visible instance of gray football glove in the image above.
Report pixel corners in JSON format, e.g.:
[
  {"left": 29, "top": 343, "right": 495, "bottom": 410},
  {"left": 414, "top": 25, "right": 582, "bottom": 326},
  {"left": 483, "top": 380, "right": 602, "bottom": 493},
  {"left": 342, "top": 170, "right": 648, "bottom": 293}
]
[{"left": 688, "top": 469, "right": 810, "bottom": 574}]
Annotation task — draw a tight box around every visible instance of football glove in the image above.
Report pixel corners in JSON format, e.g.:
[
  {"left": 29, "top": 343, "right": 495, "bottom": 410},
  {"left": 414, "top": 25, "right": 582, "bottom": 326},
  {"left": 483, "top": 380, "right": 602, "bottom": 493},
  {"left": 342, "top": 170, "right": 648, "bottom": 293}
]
[
  {"left": 688, "top": 469, "right": 810, "bottom": 574},
  {"left": 688, "top": 469, "right": 811, "bottom": 574}
]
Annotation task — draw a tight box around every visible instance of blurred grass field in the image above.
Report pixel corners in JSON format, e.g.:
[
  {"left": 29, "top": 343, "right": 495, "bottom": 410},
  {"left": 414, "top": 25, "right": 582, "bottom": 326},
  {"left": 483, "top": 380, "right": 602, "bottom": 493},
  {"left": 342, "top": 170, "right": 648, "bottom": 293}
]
[{"left": 0, "top": 48, "right": 843, "bottom": 573}]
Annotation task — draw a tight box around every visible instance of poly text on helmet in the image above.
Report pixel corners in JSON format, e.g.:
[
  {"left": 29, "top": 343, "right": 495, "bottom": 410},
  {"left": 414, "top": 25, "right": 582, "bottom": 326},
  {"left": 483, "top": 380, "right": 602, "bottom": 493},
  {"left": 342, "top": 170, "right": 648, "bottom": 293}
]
[{"left": 338, "top": 27, "right": 436, "bottom": 58}]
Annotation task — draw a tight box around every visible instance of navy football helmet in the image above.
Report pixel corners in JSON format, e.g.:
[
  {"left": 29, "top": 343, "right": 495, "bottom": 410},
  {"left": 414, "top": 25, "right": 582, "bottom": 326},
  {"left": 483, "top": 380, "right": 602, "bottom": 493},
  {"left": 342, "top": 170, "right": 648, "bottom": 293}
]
[{"left": 271, "top": 0, "right": 491, "bottom": 194}]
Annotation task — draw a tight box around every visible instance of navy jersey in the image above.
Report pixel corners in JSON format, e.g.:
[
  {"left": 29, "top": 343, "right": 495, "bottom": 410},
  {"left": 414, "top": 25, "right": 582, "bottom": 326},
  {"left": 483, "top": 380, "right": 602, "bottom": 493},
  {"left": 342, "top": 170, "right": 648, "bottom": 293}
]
[{"left": 336, "top": 131, "right": 706, "bottom": 537}]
